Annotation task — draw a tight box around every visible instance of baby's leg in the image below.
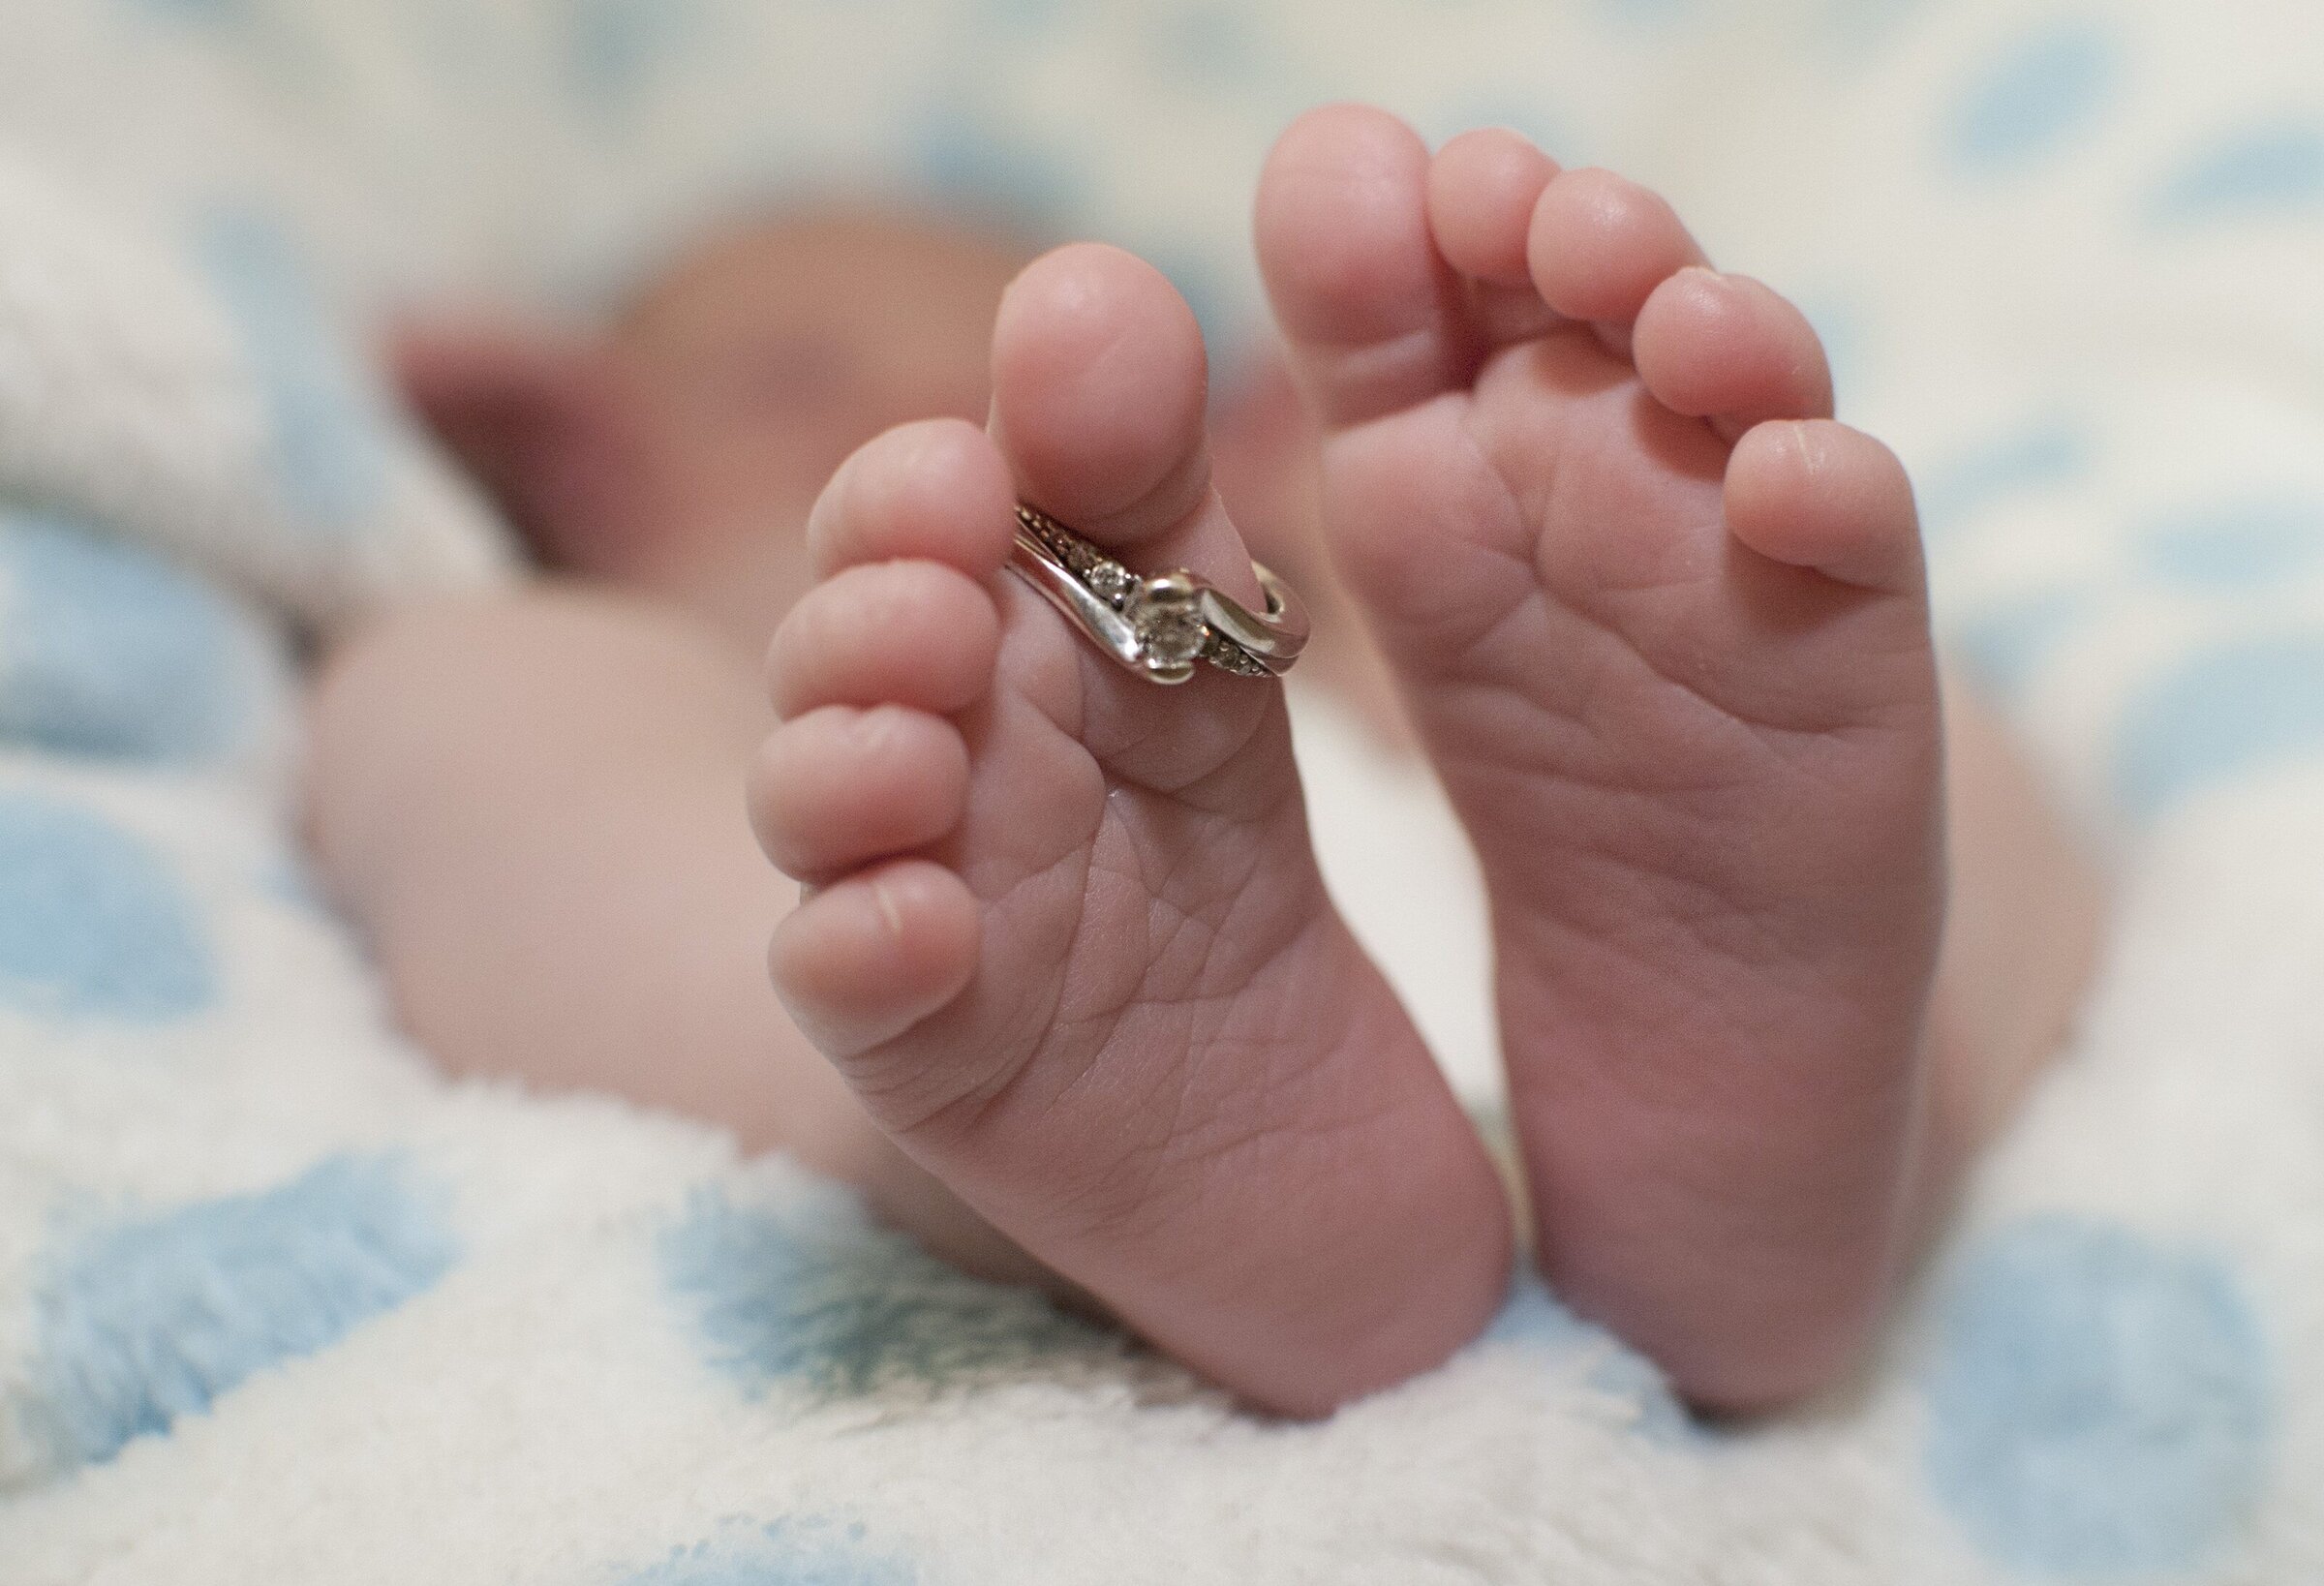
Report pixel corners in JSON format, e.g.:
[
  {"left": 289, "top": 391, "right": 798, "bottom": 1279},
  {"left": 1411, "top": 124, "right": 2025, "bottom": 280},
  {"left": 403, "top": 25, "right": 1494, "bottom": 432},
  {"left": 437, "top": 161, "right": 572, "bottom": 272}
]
[
  {"left": 1920, "top": 681, "right": 2105, "bottom": 1210},
  {"left": 304, "top": 587, "right": 1042, "bottom": 1286}
]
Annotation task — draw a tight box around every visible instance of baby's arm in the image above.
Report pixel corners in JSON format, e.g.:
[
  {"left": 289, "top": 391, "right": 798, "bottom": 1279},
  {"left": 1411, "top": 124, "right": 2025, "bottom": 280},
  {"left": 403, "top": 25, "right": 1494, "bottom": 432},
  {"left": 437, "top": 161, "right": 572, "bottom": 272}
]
[{"left": 302, "top": 586, "right": 1045, "bottom": 1287}]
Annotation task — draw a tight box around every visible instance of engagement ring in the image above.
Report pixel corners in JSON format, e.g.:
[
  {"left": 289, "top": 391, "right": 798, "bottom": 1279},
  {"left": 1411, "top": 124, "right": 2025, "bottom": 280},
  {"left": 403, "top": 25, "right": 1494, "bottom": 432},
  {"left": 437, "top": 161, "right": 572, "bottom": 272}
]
[{"left": 1007, "top": 503, "right": 1308, "bottom": 685}]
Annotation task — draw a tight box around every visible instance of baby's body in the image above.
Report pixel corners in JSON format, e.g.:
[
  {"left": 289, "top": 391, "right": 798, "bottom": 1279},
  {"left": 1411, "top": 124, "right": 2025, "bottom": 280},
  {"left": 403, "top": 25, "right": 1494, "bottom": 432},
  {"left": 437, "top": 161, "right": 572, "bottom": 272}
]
[{"left": 308, "top": 107, "right": 2102, "bottom": 1417}]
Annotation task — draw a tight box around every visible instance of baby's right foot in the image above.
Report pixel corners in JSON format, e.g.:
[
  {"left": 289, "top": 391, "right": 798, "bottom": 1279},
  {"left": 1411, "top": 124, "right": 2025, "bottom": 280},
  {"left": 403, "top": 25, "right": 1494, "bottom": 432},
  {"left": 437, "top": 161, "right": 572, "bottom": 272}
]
[
  {"left": 750, "top": 245, "right": 1511, "bottom": 1416},
  {"left": 1258, "top": 108, "right": 1948, "bottom": 1409}
]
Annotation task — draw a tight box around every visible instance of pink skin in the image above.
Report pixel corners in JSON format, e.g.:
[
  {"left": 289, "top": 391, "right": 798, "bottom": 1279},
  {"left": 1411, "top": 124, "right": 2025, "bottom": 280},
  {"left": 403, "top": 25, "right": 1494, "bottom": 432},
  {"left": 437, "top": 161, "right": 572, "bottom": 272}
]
[
  {"left": 1255, "top": 109, "right": 1943, "bottom": 1408},
  {"left": 754, "top": 253, "right": 1514, "bottom": 1417}
]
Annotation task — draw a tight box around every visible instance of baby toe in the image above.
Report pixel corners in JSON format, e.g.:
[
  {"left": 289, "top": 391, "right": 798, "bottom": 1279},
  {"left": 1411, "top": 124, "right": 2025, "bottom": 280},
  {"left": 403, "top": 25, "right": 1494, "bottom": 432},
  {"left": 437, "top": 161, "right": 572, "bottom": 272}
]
[
  {"left": 1426, "top": 128, "right": 1568, "bottom": 349},
  {"left": 1725, "top": 419, "right": 1923, "bottom": 594},
  {"left": 767, "top": 561, "right": 1000, "bottom": 718},
  {"left": 992, "top": 247, "right": 1208, "bottom": 536},
  {"left": 1634, "top": 269, "right": 1834, "bottom": 441},
  {"left": 808, "top": 418, "right": 1017, "bottom": 581},
  {"left": 750, "top": 704, "right": 970, "bottom": 883},
  {"left": 1256, "top": 104, "right": 1471, "bottom": 430},
  {"left": 770, "top": 858, "right": 981, "bottom": 1060},
  {"left": 1526, "top": 168, "right": 1706, "bottom": 325},
  {"left": 1427, "top": 128, "right": 1561, "bottom": 289}
]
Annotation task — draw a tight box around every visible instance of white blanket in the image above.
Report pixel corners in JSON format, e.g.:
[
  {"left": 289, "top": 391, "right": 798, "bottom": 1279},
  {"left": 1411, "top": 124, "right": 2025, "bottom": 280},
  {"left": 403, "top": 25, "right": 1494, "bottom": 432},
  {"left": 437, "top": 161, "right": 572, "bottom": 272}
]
[{"left": 4, "top": 1, "right": 2323, "bottom": 1580}]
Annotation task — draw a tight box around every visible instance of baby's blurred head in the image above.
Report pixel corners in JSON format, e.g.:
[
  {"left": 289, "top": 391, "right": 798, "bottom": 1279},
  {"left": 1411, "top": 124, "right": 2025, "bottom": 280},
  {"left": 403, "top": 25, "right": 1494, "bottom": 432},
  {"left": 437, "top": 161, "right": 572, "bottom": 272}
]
[
  {"left": 395, "top": 203, "right": 1336, "bottom": 690},
  {"left": 396, "top": 207, "right": 1033, "bottom": 630}
]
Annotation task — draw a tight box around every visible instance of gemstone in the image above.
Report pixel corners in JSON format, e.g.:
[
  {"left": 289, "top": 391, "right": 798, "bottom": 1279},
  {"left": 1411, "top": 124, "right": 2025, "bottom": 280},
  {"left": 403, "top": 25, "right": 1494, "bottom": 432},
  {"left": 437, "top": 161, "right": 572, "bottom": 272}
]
[
  {"left": 1125, "top": 574, "right": 1207, "bottom": 668},
  {"left": 1086, "top": 561, "right": 1134, "bottom": 604}
]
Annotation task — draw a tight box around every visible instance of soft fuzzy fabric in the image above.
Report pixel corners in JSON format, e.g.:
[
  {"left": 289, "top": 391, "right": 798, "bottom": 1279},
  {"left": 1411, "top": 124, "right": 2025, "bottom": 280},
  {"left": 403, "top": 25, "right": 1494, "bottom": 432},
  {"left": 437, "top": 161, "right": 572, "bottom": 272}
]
[{"left": 3, "top": 1, "right": 2324, "bottom": 1580}]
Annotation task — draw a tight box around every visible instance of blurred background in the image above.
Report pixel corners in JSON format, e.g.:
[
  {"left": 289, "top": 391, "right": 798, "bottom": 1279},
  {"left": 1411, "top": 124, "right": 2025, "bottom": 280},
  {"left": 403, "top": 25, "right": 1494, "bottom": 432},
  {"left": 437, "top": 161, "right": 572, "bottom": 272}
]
[{"left": 0, "top": 0, "right": 2318, "bottom": 825}]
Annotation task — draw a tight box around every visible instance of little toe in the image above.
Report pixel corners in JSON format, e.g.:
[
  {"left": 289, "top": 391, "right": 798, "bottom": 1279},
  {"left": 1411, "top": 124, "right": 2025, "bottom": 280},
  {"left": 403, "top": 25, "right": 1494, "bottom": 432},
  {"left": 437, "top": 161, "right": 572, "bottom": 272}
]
[
  {"left": 1526, "top": 168, "right": 1707, "bottom": 326},
  {"left": 808, "top": 417, "right": 1018, "bottom": 580},
  {"left": 1255, "top": 104, "right": 1472, "bottom": 430},
  {"left": 1634, "top": 269, "right": 1834, "bottom": 442},
  {"left": 767, "top": 561, "right": 1000, "bottom": 718},
  {"left": 1725, "top": 419, "right": 1923, "bottom": 594},
  {"left": 750, "top": 704, "right": 969, "bottom": 883},
  {"left": 770, "top": 859, "right": 981, "bottom": 1060}
]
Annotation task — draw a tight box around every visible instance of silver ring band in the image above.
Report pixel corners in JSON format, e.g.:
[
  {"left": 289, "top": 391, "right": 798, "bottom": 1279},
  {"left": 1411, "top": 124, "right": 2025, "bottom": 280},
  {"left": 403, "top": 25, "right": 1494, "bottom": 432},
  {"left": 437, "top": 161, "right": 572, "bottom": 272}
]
[{"left": 1008, "top": 504, "right": 1308, "bottom": 686}]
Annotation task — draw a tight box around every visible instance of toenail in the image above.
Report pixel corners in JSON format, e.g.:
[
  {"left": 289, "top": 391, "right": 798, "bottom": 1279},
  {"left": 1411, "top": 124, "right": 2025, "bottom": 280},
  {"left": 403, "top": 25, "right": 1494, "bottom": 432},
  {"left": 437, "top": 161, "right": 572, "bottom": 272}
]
[
  {"left": 1673, "top": 265, "right": 1727, "bottom": 298},
  {"left": 906, "top": 418, "right": 971, "bottom": 472},
  {"left": 1783, "top": 420, "right": 1818, "bottom": 478},
  {"left": 870, "top": 875, "right": 906, "bottom": 942}
]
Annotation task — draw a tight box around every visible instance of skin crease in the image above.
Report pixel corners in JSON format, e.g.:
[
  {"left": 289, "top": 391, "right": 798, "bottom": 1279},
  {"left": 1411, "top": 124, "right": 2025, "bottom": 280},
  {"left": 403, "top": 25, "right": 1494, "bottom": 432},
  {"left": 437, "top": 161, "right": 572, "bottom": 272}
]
[{"left": 312, "top": 126, "right": 2104, "bottom": 1417}]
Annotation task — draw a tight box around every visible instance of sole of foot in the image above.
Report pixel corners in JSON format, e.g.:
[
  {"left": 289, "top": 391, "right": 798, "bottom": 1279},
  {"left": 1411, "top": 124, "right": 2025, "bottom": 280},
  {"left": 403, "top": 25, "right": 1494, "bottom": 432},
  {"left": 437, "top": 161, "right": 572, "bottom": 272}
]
[
  {"left": 752, "top": 241, "right": 1513, "bottom": 1417},
  {"left": 1257, "top": 105, "right": 1946, "bottom": 1411}
]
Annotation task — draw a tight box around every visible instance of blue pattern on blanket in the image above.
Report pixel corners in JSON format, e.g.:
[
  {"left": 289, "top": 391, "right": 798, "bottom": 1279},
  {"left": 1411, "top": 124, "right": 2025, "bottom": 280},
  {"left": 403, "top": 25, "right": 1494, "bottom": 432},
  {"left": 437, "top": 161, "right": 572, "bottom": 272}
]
[
  {"left": 659, "top": 1186, "right": 1114, "bottom": 1397},
  {"left": 1958, "top": 589, "right": 2096, "bottom": 696},
  {"left": 25, "top": 1154, "right": 458, "bottom": 1470},
  {"left": 2147, "top": 121, "right": 2324, "bottom": 227},
  {"left": 0, "top": 790, "right": 216, "bottom": 1022},
  {"left": 2114, "top": 635, "right": 2324, "bottom": 816},
  {"left": 568, "top": 0, "right": 700, "bottom": 112},
  {"left": 0, "top": 509, "right": 249, "bottom": 764},
  {"left": 1943, "top": 20, "right": 2122, "bottom": 176},
  {"left": 2139, "top": 495, "right": 2324, "bottom": 589},
  {"left": 909, "top": 101, "right": 1086, "bottom": 233},
  {"left": 625, "top": 1519, "right": 915, "bottom": 1586},
  {"left": 1140, "top": 4, "right": 1271, "bottom": 88},
  {"left": 192, "top": 208, "right": 391, "bottom": 533},
  {"left": 1924, "top": 1214, "right": 2270, "bottom": 1576}
]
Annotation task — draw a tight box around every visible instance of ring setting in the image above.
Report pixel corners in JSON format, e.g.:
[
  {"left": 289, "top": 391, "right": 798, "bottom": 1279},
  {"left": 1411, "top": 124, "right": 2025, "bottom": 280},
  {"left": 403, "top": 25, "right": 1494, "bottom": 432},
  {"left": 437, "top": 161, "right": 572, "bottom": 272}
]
[{"left": 1009, "top": 504, "right": 1308, "bottom": 685}]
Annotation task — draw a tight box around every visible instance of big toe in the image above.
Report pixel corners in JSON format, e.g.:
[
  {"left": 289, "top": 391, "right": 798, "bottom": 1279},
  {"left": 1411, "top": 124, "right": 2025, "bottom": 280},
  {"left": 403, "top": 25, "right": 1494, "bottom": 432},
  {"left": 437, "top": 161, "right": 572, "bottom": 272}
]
[
  {"left": 1256, "top": 104, "right": 1474, "bottom": 431},
  {"left": 990, "top": 243, "right": 1257, "bottom": 606}
]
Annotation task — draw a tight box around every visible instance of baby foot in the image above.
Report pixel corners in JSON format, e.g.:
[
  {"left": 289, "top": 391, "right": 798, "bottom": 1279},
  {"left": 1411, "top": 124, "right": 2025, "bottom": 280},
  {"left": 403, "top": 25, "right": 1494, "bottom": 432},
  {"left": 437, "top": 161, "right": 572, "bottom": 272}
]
[
  {"left": 1257, "top": 107, "right": 1946, "bottom": 1409},
  {"left": 750, "top": 244, "right": 1512, "bottom": 1415}
]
